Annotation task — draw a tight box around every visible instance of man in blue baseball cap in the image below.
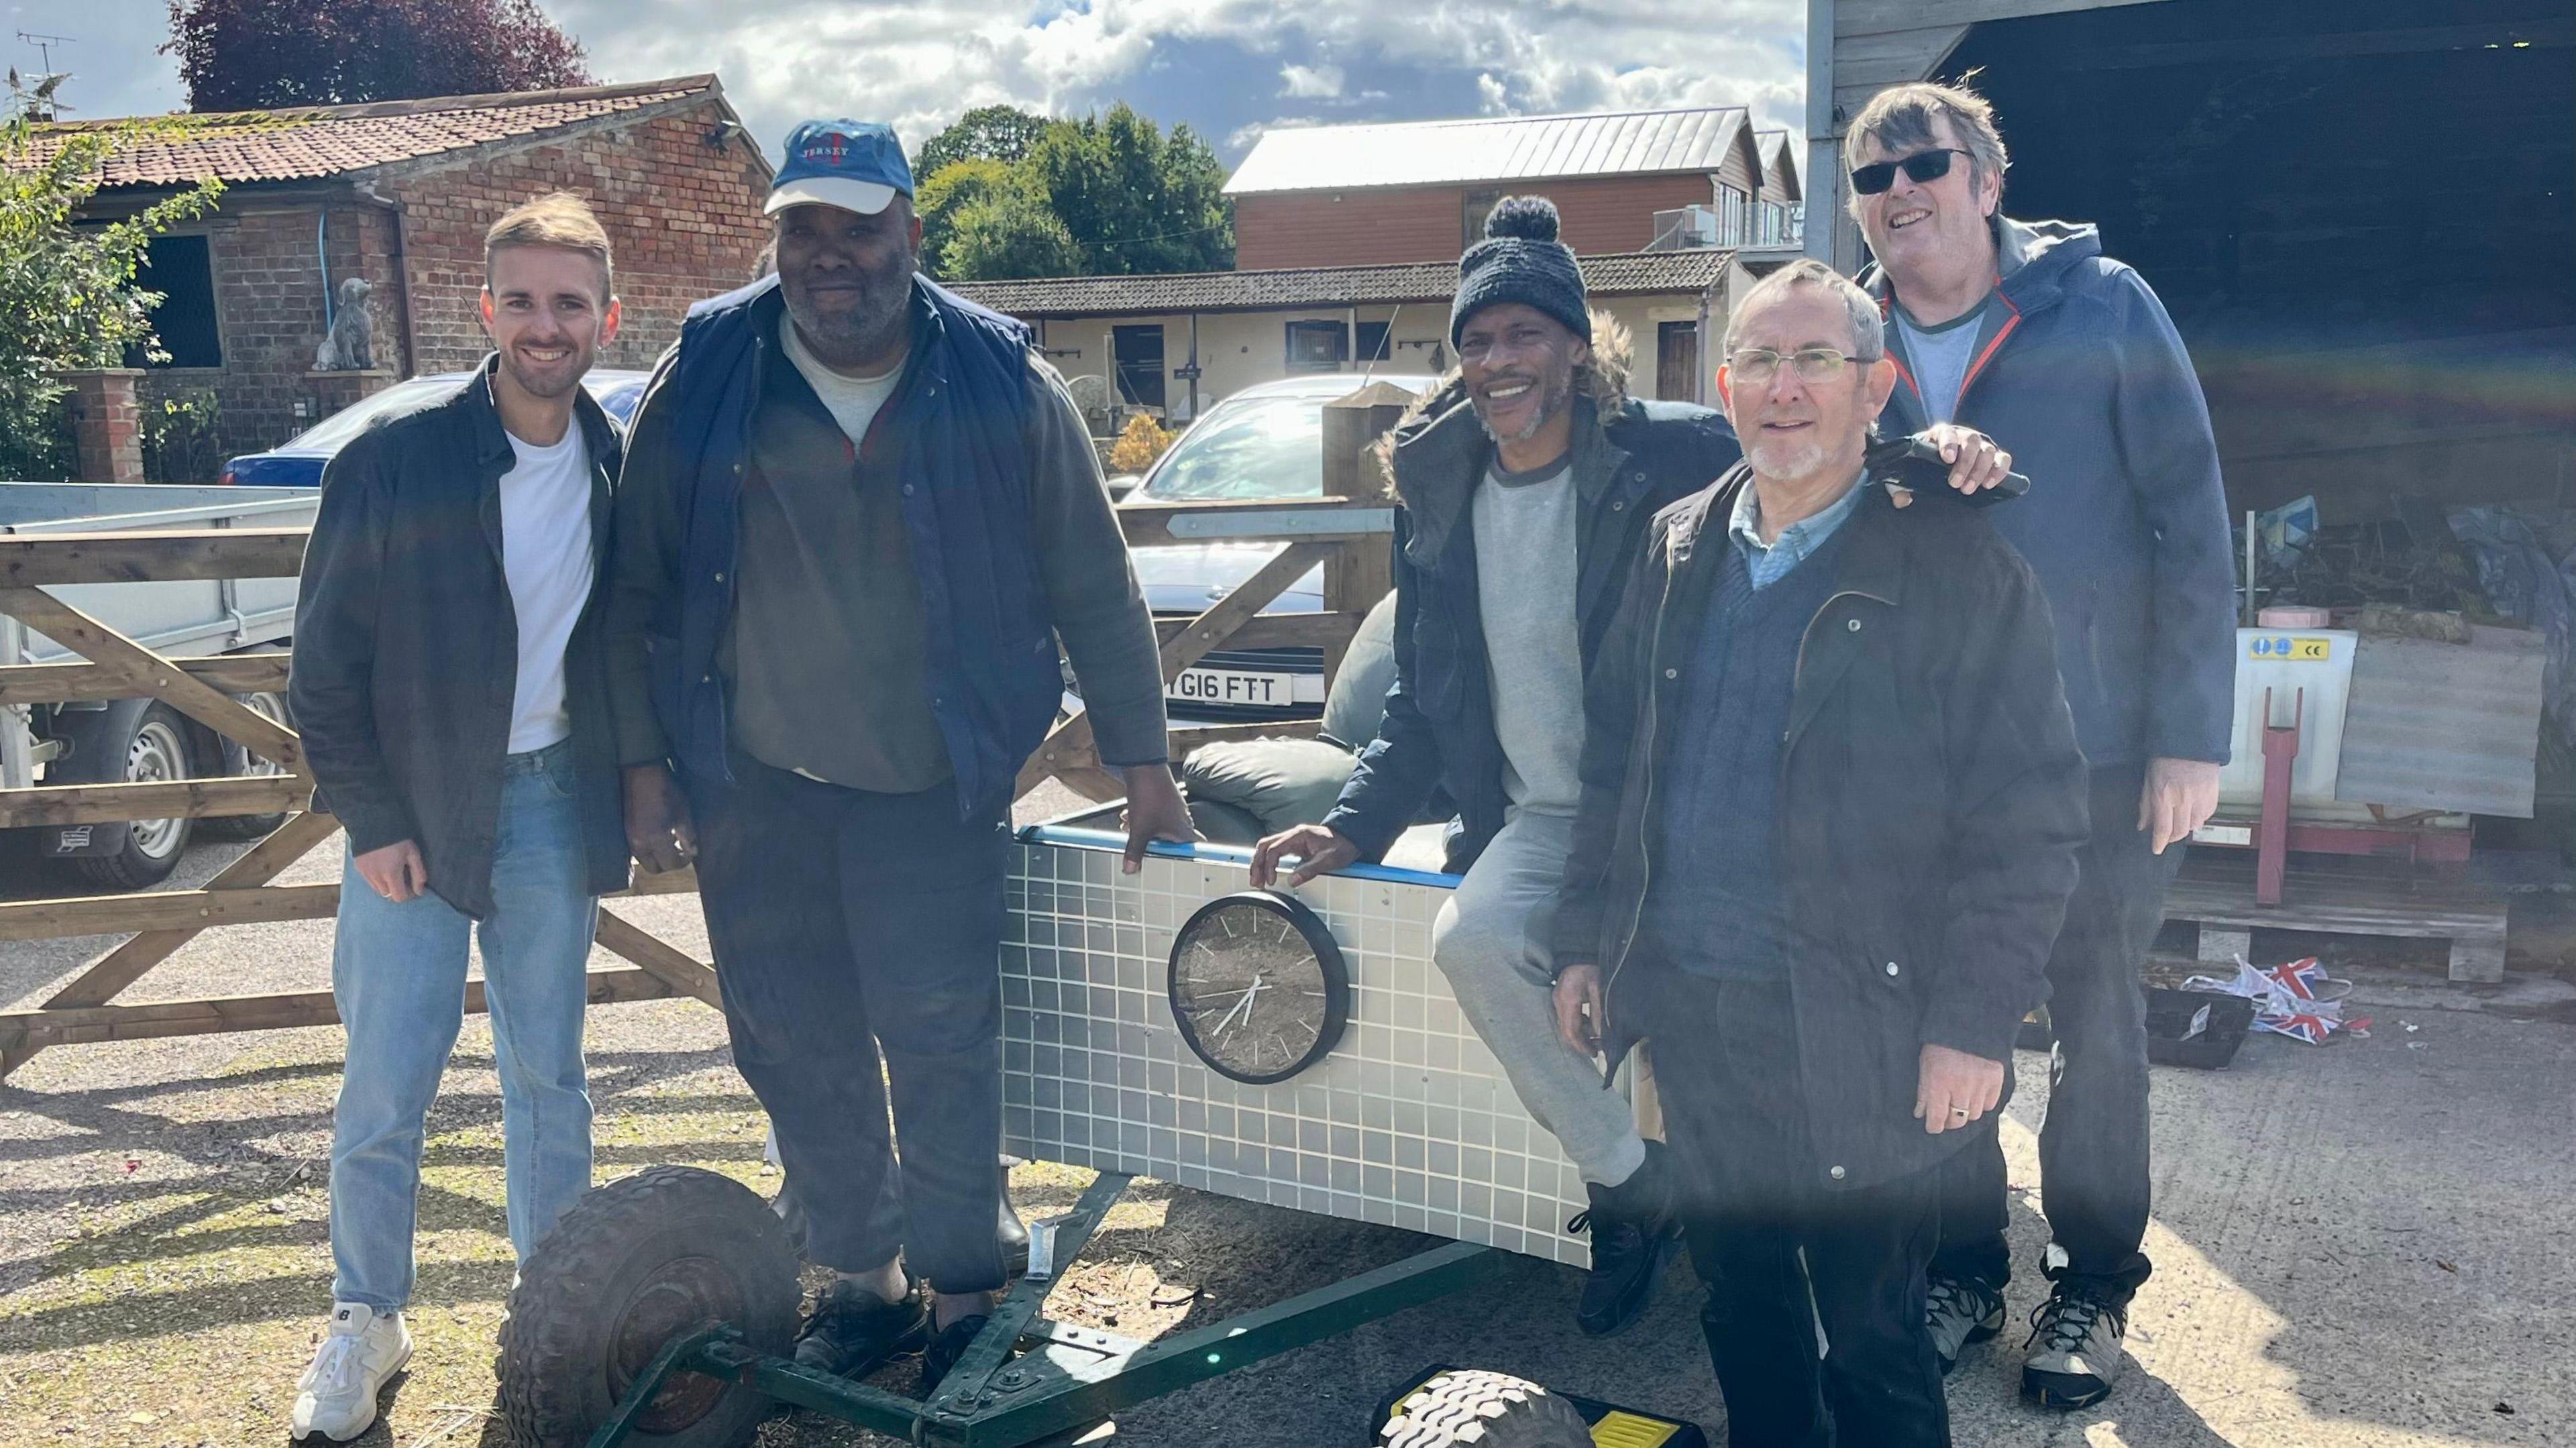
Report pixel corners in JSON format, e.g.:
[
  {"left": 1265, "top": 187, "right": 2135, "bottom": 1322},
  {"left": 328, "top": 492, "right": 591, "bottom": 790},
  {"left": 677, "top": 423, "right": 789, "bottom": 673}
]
[{"left": 606, "top": 119, "right": 1189, "bottom": 1390}]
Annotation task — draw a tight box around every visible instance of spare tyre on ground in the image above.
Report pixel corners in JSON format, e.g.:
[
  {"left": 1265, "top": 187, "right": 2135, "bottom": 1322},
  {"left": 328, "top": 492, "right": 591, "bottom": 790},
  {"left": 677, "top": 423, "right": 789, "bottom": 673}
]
[{"left": 496, "top": 1166, "right": 800, "bottom": 1448}]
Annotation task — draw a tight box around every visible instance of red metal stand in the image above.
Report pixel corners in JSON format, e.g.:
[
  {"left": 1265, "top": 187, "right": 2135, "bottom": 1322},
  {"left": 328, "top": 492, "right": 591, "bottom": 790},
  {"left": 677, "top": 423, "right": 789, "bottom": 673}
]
[{"left": 2257, "top": 687, "right": 2303, "bottom": 907}]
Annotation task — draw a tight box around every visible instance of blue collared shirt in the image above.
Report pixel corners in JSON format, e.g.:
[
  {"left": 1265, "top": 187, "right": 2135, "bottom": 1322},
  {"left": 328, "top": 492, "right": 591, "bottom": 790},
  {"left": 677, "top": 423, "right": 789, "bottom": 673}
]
[{"left": 1729, "top": 473, "right": 1869, "bottom": 590}]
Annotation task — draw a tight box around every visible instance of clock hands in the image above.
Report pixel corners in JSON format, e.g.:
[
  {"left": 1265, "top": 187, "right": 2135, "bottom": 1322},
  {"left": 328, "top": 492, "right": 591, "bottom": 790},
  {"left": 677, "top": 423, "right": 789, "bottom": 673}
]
[{"left": 1210, "top": 973, "right": 1267, "bottom": 1044}]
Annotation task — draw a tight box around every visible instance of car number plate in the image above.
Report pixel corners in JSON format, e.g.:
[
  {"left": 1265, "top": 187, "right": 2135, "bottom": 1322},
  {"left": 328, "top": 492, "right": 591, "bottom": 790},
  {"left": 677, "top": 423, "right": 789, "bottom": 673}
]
[{"left": 1170, "top": 668, "right": 1298, "bottom": 706}]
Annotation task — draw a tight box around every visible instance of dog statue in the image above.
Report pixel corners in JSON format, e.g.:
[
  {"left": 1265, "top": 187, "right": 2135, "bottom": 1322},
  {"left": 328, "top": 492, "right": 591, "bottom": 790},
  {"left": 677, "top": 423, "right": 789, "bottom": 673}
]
[{"left": 313, "top": 277, "right": 375, "bottom": 371}]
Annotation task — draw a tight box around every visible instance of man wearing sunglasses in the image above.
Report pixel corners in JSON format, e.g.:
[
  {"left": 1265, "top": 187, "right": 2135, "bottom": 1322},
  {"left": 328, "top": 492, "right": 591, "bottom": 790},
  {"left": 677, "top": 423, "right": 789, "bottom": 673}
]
[{"left": 1845, "top": 82, "right": 2237, "bottom": 1410}]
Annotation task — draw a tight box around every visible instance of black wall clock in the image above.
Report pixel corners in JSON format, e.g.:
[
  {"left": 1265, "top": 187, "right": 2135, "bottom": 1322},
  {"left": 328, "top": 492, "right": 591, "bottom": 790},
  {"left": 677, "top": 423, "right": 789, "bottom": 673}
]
[{"left": 1166, "top": 890, "right": 1350, "bottom": 1084}]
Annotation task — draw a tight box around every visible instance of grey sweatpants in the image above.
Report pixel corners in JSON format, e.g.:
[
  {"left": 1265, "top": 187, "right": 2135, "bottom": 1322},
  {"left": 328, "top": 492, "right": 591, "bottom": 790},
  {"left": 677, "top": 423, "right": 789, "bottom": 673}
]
[{"left": 1432, "top": 808, "right": 1648, "bottom": 1188}]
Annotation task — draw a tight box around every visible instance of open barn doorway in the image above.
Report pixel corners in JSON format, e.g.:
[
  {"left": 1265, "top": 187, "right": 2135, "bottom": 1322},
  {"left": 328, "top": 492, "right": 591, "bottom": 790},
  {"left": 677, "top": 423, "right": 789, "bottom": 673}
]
[{"left": 1937, "top": 0, "right": 2573, "bottom": 523}]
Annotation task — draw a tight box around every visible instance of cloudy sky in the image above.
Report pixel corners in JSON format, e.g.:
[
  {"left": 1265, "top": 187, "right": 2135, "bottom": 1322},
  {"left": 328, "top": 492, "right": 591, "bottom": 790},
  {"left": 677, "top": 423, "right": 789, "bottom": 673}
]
[{"left": 25, "top": 0, "right": 1805, "bottom": 164}]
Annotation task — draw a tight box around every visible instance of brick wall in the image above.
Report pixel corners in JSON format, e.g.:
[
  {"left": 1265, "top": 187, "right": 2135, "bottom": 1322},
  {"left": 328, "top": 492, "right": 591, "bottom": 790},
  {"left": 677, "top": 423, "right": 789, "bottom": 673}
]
[
  {"left": 1236, "top": 174, "right": 1721, "bottom": 270},
  {"left": 379, "top": 103, "right": 771, "bottom": 375},
  {"left": 138, "top": 99, "right": 768, "bottom": 464},
  {"left": 135, "top": 206, "right": 390, "bottom": 467}
]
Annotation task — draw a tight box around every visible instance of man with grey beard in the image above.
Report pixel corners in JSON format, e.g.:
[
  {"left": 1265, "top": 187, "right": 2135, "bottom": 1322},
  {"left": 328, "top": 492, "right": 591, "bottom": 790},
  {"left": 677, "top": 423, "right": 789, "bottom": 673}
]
[
  {"left": 1253, "top": 198, "right": 2013, "bottom": 1336},
  {"left": 606, "top": 120, "right": 1189, "bottom": 1394}
]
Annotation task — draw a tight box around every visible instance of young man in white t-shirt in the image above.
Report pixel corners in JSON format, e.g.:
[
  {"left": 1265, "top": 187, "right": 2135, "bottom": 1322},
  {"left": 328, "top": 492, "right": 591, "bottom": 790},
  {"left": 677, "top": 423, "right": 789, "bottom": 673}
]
[{"left": 286, "top": 192, "right": 632, "bottom": 1441}]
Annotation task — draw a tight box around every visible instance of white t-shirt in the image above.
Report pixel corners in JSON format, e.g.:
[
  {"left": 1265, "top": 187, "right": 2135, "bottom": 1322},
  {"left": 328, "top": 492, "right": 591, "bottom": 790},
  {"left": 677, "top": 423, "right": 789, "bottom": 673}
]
[
  {"left": 780, "top": 311, "right": 906, "bottom": 444},
  {"left": 498, "top": 426, "right": 595, "bottom": 753}
]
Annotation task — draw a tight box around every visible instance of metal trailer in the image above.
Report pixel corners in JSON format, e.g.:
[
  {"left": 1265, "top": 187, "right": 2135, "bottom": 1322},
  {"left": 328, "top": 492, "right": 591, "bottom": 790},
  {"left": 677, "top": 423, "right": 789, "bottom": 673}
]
[
  {"left": 1, "top": 482, "right": 316, "bottom": 887},
  {"left": 498, "top": 828, "right": 1693, "bottom": 1448}
]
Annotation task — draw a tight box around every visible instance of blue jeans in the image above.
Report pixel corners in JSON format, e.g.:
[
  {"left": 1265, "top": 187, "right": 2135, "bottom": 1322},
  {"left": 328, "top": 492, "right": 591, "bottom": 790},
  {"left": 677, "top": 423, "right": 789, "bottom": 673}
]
[{"left": 327, "top": 740, "right": 598, "bottom": 1310}]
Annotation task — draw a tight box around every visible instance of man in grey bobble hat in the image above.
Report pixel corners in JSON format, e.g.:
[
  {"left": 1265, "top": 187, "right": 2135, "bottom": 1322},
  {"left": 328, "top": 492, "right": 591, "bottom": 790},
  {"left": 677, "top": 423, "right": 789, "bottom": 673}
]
[{"left": 1254, "top": 195, "right": 2019, "bottom": 1339}]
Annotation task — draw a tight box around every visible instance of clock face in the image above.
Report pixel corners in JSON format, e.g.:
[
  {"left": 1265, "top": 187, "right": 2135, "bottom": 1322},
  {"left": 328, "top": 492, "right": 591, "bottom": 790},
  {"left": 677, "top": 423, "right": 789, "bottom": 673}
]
[{"left": 1167, "top": 891, "right": 1350, "bottom": 1084}]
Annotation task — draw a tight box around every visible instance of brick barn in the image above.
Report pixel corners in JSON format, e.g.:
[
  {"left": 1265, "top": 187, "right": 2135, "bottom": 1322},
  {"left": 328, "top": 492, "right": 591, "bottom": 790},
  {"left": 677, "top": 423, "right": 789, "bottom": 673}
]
[
  {"left": 1224, "top": 107, "right": 1775, "bottom": 270},
  {"left": 48, "top": 74, "right": 770, "bottom": 467}
]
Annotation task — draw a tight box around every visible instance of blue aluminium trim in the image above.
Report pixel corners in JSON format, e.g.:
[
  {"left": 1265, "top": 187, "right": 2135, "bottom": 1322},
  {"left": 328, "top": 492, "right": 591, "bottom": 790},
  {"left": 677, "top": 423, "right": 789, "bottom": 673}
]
[{"left": 1017, "top": 824, "right": 1463, "bottom": 889}]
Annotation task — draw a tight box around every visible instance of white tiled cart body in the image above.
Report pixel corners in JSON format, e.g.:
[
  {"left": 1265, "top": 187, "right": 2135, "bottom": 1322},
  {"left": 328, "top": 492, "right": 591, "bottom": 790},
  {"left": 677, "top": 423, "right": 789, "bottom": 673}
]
[{"left": 1004, "top": 830, "right": 1593, "bottom": 1266}]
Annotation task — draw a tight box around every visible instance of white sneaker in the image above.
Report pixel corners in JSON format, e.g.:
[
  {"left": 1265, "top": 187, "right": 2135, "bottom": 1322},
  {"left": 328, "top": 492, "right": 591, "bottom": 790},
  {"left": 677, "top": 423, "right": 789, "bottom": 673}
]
[{"left": 290, "top": 1302, "right": 413, "bottom": 1441}]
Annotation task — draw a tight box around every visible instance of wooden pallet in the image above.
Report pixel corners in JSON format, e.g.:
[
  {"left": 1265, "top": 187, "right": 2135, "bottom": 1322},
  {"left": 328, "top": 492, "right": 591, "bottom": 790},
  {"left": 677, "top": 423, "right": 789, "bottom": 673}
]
[{"left": 2167, "top": 861, "right": 2508, "bottom": 984}]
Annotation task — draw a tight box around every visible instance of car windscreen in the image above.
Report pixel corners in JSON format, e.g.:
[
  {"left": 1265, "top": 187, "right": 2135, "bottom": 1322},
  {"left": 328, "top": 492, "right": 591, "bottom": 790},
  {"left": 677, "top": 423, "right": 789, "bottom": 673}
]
[
  {"left": 1136, "top": 395, "right": 1324, "bottom": 502},
  {"left": 276, "top": 377, "right": 462, "bottom": 454}
]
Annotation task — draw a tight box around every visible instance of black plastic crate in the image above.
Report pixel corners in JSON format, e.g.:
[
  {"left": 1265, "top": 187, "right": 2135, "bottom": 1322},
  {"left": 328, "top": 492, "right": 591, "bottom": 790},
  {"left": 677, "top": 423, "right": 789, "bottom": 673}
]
[{"left": 2015, "top": 987, "right": 2257, "bottom": 1070}]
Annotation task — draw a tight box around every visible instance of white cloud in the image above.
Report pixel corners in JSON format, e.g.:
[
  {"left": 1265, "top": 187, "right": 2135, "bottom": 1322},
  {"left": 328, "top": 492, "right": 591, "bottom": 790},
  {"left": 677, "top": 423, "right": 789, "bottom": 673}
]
[
  {"left": 57, "top": 0, "right": 1807, "bottom": 168},
  {"left": 1279, "top": 62, "right": 1343, "bottom": 99},
  {"left": 555, "top": 0, "right": 1806, "bottom": 157}
]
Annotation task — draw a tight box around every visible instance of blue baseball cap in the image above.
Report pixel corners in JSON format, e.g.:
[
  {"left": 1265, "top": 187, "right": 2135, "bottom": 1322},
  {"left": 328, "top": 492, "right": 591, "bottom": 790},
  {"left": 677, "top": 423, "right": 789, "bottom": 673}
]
[{"left": 766, "top": 119, "right": 914, "bottom": 218}]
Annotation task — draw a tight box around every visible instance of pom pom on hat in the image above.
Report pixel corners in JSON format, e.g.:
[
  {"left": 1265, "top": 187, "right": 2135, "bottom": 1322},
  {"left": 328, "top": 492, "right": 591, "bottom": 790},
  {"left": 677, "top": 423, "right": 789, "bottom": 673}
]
[
  {"left": 1483, "top": 194, "right": 1563, "bottom": 243},
  {"left": 1452, "top": 194, "right": 1589, "bottom": 346}
]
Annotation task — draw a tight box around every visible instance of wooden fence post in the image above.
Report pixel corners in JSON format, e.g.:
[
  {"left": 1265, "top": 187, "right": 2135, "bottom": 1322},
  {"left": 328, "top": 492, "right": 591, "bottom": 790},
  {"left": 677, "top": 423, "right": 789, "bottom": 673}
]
[{"left": 1318, "top": 383, "right": 1413, "bottom": 687}]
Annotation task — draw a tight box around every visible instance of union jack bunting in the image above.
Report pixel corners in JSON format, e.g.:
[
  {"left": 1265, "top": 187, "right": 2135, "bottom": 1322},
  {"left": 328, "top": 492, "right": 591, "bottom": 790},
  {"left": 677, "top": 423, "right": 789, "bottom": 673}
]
[{"left": 2182, "top": 956, "right": 2372, "bottom": 1045}]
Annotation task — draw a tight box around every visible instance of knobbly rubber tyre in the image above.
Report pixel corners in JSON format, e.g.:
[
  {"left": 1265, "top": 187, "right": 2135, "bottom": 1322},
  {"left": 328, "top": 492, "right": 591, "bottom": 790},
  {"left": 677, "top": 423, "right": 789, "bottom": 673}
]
[
  {"left": 496, "top": 1166, "right": 800, "bottom": 1448},
  {"left": 1378, "top": 1370, "right": 1595, "bottom": 1448}
]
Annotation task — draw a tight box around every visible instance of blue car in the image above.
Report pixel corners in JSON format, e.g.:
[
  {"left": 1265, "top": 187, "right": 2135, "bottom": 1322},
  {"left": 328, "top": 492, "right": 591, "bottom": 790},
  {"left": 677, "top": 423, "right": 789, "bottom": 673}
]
[{"left": 219, "top": 369, "right": 654, "bottom": 487}]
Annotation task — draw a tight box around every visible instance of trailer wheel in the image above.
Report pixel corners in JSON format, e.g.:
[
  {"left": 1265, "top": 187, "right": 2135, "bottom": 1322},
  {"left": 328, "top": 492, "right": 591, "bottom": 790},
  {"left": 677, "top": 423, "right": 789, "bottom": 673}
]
[
  {"left": 203, "top": 690, "right": 293, "bottom": 840},
  {"left": 497, "top": 1166, "right": 800, "bottom": 1448},
  {"left": 70, "top": 704, "right": 195, "bottom": 890},
  {"left": 1379, "top": 1370, "right": 1595, "bottom": 1448}
]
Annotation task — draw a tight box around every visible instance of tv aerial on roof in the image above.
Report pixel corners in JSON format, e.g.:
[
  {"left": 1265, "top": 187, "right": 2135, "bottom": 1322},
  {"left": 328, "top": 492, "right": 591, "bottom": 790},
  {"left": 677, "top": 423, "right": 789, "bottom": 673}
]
[{"left": 10, "top": 32, "right": 73, "bottom": 120}]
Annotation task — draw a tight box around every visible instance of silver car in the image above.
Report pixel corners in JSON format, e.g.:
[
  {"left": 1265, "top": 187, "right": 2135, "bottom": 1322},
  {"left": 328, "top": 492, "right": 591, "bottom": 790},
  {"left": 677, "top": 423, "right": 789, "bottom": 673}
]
[{"left": 1121, "top": 372, "right": 1435, "bottom": 722}]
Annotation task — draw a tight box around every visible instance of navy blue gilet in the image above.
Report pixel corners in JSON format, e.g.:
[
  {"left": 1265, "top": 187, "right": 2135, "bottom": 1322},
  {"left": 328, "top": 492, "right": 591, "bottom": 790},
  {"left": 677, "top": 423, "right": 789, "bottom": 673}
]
[{"left": 647, "top": 275, "right": 1061, "bottom": 815}]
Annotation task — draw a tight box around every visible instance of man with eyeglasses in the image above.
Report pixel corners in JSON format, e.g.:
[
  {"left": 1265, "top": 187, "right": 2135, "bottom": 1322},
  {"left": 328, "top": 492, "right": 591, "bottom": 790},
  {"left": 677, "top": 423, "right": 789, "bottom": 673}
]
[
  {"left": 1249, "top": 198, "right": 2010, "bottom": 1341},
  {"left": 1844, "top": 82, "right": 2237, "bottom": 1409},
  {"left": 1553, "top": 258, "right": 2089, "bottom": 1448}
]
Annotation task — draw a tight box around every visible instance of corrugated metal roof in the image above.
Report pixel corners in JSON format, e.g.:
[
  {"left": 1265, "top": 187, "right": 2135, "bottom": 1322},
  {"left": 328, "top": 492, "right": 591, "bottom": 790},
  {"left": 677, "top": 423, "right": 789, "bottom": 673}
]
[
  {"left": 949, "top": 249, "right": 1731, "bottom": 319},
  {"left": 1226, "top": 107, "right": 1749, "bottom": 196},
  {"left": 1756, "top": 129, "right": 1802, "bottom": 201}
]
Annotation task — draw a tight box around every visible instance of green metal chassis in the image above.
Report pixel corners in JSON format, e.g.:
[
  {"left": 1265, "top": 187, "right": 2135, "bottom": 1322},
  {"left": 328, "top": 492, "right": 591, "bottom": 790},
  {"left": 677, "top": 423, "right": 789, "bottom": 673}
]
[{"left": 586, "top": 1169, "right": 1509, "bottom": 1448}]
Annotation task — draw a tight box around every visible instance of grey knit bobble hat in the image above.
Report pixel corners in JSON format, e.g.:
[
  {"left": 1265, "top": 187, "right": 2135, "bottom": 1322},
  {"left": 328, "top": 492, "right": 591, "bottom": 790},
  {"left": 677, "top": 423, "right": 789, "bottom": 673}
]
[{"left": 1450, "top": 195, "right": 1590, "bottom": 347}]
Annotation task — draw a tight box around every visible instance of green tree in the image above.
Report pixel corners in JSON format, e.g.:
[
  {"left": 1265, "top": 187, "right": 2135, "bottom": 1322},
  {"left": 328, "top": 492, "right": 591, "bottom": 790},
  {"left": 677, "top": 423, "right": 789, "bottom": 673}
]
[
  {"left": 0, "top": 105, "right": 223, "bottom": 478},
  {"left": 1024, "top": 104, "right": 1232, "bottom": 276},
  {"left": 915, "top": 157, "right": 1015, "bottom": 280},
  {"left": 915, "top": 104, "right": 1051, "bottom": 178},
  {"left": 943, "top": 188, "right": 1083, "bottom": 281},
  {"left": 167, "top": 0, "right": 591, "bottom": 111}
]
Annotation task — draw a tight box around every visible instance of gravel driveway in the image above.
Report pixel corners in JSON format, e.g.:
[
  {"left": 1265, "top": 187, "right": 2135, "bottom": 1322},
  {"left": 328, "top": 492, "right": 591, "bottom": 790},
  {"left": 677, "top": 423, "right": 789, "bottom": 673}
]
[{"left": 5, "top": 820, "right": 2572, "bottom": 1448}]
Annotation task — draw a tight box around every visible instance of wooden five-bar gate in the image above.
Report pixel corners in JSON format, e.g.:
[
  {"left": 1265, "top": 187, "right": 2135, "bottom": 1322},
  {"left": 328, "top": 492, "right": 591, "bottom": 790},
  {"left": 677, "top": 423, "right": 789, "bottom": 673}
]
[{"left": 0, "top": 384, "right": 1414, "bottom": 1082}]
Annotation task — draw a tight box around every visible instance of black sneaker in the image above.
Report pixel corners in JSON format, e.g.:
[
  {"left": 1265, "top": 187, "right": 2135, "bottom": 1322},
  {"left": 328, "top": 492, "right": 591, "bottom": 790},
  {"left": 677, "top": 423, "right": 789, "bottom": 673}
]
[
  {"left": 920, "top": 1314, "right": 989, "bottom": 1397},
  {"left": 999, "top": 1192, "right": 1030, "bottom": 1278},
  {"left": 1568, "top": 1205, "right": 1676, "bottom": 1337},
  {"left": 1923, "top": 1272, "right": 2006, "bottom": 1375},
  {"left": 792, "top": 1279, "right": 929, "bottom": 1379},
  {"left": 1567, "top": 1146, "right": 1679, "bottom": 1338},
  {"left": 2022, "top": 1287, "right": 2128, "bottom": 1410}
]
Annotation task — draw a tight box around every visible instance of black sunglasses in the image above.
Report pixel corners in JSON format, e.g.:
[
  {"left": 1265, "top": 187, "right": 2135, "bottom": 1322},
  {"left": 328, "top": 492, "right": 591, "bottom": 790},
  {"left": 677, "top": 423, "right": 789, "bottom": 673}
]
[{"left": 1849, "top": 148, "right": 1972, "bottom": 196}]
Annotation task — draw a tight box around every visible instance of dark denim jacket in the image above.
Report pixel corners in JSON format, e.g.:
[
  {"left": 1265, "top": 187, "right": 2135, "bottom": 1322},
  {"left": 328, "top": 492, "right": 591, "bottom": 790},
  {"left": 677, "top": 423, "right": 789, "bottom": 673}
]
[{"left": 1319, "top": 387, "right": 1741, "bottom": 873}]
